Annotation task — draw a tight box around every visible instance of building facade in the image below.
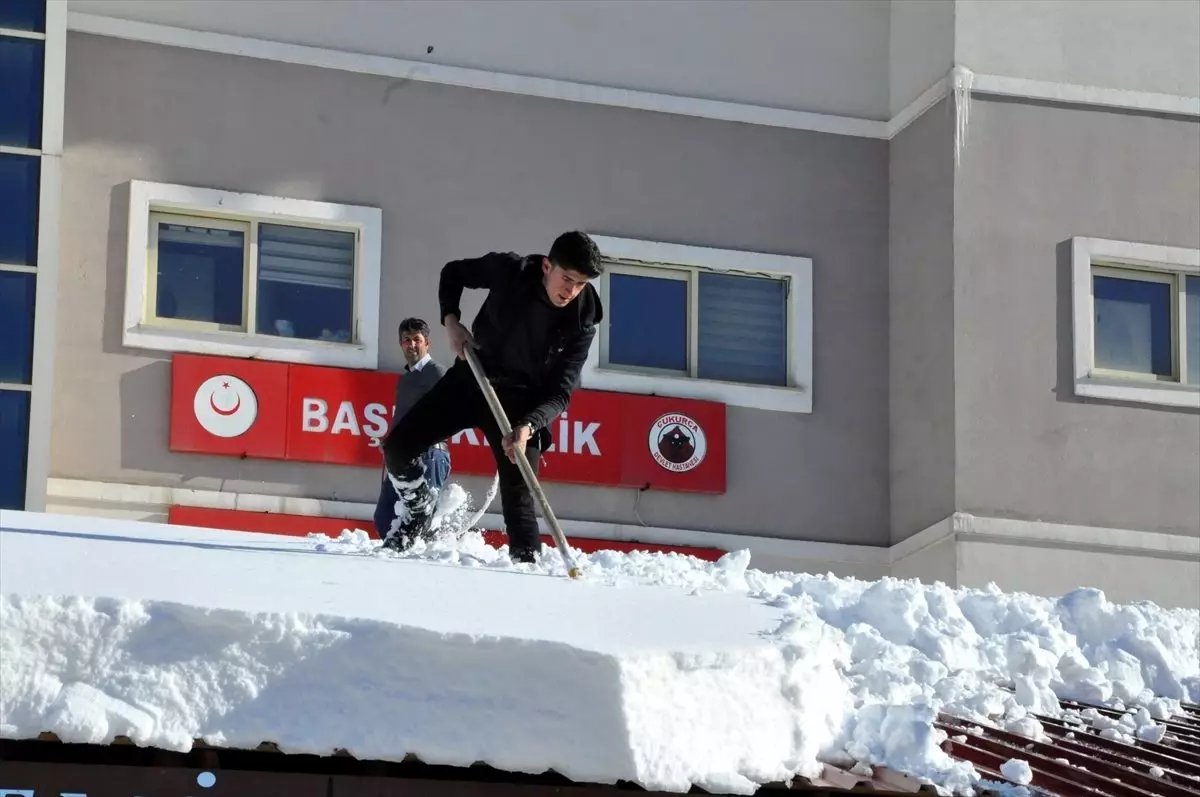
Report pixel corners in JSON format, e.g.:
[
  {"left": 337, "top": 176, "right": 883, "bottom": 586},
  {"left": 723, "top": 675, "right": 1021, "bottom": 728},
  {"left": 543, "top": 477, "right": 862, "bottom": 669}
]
[{"left": 2, "top": 0, "right": 1197, "bottom": 607}]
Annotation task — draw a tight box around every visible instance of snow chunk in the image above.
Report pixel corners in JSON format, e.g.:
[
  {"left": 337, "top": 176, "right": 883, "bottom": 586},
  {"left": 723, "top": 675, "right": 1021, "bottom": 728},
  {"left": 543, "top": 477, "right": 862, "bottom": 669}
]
[{"left": 1000, "top": 758, "right": 1033, "bottom": 786}]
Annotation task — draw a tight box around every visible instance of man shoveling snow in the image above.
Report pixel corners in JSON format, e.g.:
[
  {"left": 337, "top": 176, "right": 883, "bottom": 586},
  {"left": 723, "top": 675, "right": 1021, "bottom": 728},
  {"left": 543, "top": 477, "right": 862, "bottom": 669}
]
[{"left": 379, "top": 231, "right": 604, "bottom": 563}]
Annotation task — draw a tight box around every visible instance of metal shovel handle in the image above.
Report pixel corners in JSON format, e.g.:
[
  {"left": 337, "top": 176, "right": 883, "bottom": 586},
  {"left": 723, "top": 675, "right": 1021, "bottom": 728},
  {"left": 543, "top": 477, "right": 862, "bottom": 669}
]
[{"left": 462, "top": 343, "right": 582, "bottom": 578}]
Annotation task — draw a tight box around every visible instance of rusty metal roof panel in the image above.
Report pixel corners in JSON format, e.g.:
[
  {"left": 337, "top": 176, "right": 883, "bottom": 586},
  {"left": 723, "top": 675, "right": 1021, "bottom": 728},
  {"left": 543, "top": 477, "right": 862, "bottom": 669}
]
[
  {"left": 937, "top": 699, "right": 1200, "bottom": 797},
  {"left": 9, "top": 699, "right": 1200, "bottom": 796}
]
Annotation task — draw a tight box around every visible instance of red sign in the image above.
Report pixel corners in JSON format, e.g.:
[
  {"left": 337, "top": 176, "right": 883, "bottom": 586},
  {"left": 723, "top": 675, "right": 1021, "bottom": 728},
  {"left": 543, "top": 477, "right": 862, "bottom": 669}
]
[
  {"left": 169, "top": 353, "right": 726, "bottom": 493},
  {"left": 169, "top": 356, "right": 290, "bottom": 460}
]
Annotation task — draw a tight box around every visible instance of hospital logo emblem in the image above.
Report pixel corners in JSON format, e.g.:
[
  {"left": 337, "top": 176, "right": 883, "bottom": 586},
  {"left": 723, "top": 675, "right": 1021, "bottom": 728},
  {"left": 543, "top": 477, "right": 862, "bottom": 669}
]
[
  {"left": 193, "top": 375, "right": 259, "bottom": 438},
  {"left": 648, "top": 413, "right": 707, "bottom": 473}
]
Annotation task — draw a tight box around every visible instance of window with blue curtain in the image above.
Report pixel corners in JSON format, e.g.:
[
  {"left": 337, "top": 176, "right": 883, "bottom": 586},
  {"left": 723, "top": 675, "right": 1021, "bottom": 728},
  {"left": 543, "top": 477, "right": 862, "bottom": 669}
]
[
  {"left": 607, "top": 272, "right": 689, "bottom": 372},
  {"left": 697, "top": 271, "right": 788, "bottom": 386},
  {"left": 256, "top": 223, "right": 356, "bottom": 342},
  {"left": 1093, "top": 274, "right": 1173, "bottom": 377},
  {"left": 154, "top": 221, "right": 247, "bottom": 327},
  {"left": 1186, "top": 276, "right": 1200, "bottom": 386},
  {"left": 0, "top": 389, "right": 31, "bottom": 510},
  {"left": 0, "top": 33, "right": 45, "bottom": 149}
]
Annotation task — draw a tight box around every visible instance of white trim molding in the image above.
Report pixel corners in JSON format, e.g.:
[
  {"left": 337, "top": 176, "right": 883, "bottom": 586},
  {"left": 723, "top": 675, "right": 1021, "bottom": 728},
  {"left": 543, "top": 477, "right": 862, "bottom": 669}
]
[
  {"left": 892, "top": 511, "right": 1200, "bottom": 565},
  {"left": 1070, "top": 236, "right": 1200, "bottom": 409},
  {"left": 584, "top": 235, "right": 813, "bottom": 414},
  {"left": 969, "top": 72, "right": 1200, "bottom": 119},
  {"left": 65, "top": 12, "right": 1200, "bottom": 143},
  {"left": 0, "top": 27, "right": 46, "bottom": 41},
  {"left": 122, "top": 179, "right": 383, "bottom": 370},
  {"left": 887, "top": 76, "right": 953, "bottom": 139},
  {"left": 40, "top": 1, "right": 67, "bottom": 157}
]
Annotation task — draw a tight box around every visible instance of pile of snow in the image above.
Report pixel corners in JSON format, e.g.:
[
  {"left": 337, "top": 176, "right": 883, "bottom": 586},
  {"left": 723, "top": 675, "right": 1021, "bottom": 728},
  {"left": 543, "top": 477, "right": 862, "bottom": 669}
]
[{"left": 2, "top": 505, "right": 1198, "bottom": 797}]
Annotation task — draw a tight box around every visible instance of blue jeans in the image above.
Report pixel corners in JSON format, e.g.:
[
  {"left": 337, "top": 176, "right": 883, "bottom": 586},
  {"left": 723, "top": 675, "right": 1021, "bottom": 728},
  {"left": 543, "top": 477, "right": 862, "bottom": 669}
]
[{"left": 374, "top": 446, "right": 451, "bottom": 540}]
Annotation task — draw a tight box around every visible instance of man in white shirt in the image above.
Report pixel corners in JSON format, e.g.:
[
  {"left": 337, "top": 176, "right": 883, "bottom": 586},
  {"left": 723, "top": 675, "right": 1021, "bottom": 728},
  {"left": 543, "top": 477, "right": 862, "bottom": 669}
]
[{"left": 372, "top": 318, "right": 450, "bottom": 539}]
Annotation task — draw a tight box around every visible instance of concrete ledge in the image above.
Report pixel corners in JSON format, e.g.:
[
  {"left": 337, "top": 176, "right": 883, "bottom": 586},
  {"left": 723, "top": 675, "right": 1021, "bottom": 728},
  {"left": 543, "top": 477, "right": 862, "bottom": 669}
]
[
  {"left": 894, "top": 511, "right": 1200, "bottom": 563},
  {"left": 892, "top": 512, "right": 1200, "bottom": 609}
]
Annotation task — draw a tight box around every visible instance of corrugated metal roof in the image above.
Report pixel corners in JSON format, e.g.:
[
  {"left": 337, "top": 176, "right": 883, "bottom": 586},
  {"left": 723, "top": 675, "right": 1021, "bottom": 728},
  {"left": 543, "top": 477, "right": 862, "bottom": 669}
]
[
  {"left": 7, "top": 699, "right": 1199, "bottom": 796},
  {"left": 937, "top": 700, "right": 1200, "bottom": 797}
]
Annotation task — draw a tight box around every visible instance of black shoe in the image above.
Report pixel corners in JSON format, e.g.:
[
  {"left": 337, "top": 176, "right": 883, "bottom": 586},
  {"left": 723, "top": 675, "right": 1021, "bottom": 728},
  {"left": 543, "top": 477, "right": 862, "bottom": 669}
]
[
  {"left": 381, "top": 532, "right": 414, "bottom": 552},
  {"left": 508, "top": 546, "right": 537, "bottom": 564}
]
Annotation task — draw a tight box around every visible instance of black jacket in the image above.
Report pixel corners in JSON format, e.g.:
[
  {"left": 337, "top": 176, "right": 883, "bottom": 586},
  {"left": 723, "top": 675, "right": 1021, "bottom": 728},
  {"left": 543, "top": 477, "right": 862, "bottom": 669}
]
[{"left": 438, "top": 251, "right": 603, "bottom": 433}]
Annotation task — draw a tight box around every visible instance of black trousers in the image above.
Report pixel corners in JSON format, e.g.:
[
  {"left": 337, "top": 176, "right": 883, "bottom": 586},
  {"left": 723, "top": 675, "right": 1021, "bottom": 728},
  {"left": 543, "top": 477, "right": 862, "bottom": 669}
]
[{"left": 380, "top": 360, "right": 545, "bottom": 555}]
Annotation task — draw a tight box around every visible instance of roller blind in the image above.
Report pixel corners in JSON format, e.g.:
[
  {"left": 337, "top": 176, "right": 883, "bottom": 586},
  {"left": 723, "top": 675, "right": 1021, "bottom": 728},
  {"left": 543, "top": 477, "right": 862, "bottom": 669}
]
[
  {"left": 258, "top": 223, "right": 355, "bottom": 291},
  {"left": 697, "top": 271, "right": 788, "bottom": 386}
]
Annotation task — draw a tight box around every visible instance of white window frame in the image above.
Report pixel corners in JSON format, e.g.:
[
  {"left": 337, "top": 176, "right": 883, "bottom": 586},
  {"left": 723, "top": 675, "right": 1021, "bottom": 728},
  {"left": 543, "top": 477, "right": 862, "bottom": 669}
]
[
  {"left": 584, "top": 235, "right": 813, "bottom": 414},
  {"left": 123, "top": 180, "right": 383, "bottom": 370},
  {"left": 1071, "top": 236, "right": 1200, "bottom": 409}
]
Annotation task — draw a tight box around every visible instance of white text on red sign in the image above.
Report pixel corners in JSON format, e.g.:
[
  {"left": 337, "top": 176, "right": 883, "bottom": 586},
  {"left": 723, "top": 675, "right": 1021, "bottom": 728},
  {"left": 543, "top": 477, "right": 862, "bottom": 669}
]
[{"left": 300, "top": 401, "right": 601, "bottom": 456}]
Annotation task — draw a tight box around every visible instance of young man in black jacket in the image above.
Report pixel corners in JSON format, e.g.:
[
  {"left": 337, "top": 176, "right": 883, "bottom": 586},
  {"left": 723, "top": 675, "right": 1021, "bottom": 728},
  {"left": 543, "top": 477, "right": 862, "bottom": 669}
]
[{"left": 379, "top": 230, "right": 604, "bottom": 562}]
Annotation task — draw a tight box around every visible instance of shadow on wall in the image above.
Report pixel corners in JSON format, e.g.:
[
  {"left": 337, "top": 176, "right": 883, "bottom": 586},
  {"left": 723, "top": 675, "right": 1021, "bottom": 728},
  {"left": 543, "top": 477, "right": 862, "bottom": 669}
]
[
  {"left": 117, "top": 360, "right": 384, "bottom": 502},
  {"left": 104, "top": 182, "right": 134, "bottom": 357},
  {"left": 1054, "top": 239, "right": 1200, "bottom": 415}
]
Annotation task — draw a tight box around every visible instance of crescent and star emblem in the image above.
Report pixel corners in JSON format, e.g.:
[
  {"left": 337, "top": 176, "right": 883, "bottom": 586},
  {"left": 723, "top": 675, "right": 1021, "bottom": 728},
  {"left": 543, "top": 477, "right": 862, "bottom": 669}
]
[{"left": 210, "top": 382, "right": 242, "bottom": 416}]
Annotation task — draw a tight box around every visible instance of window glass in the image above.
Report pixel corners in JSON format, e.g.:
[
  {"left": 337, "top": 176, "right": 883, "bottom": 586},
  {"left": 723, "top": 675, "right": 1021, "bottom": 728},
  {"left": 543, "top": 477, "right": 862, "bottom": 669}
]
[
  {"left": 1093, "top": 274, "right": 1172, "bottom": 377},
  {"left": 608, "top": 272, "right": 688, "bottom": 371},
  {"left": 698, "top": 272, "right": 788, "bottom": 386},
  {"left": 0, "top": 152, "right": 39, "bottom": 266},
  {"left": 0, "top": 388, "right": 30, "bottom": 510},
  {"left": 1187, "top": 275, "right": 1200, "bottom": 386},
  {"left": 0, "top": 270, "right": 35, "bottom": 383},
  {"left": 155, "top": 222, "right": 246, "bottom": 327},
  {"left": 255, "top": 223, "right": 355, "bottom": 342},
  {"left": 0, "top": 35, "right": 44, "bottom": 149},
  {"left": 0, "top": 0, "right": 47, "bottom": 32}
]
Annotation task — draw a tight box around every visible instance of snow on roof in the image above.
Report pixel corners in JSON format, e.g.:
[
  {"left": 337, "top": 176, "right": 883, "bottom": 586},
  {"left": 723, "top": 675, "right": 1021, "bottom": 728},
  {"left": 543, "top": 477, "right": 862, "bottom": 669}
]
[{"left": 1, "top": 505, "right": 1197, "bottom": 796}]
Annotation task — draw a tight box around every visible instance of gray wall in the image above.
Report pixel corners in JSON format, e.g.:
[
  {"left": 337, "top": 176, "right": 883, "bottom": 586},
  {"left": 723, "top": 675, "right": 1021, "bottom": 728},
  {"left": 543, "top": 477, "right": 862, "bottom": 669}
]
[
  {"left": 954, "top": 96, "right": 1200, "bottom": 536},
  {"left": 958, "top": 540, "right": 1200, "bottom": 610},
  {"left": 888, "top": 0, "right": 955, "bottom": 115},
  {"left": 54, "top": 33, "right": 891, "bottom": 546},
  {"left": 955, "top": 0, "right": 1200, "bottom": 99},
  {"left": 70, "top": 0, "right": 893, "bottom": 119},
  {"left": 889, "top": 98, "right": 957, "bottom": 542}
]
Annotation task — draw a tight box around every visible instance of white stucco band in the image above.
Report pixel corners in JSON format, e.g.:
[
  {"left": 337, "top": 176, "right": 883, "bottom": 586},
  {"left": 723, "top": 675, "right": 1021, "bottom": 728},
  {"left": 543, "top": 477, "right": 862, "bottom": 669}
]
[
  {"left": 42, "top": 478, "right": 1200, "bottom": 609},
  {"left": 66, "top": 11, "right": 1200, "bottom": 145}
]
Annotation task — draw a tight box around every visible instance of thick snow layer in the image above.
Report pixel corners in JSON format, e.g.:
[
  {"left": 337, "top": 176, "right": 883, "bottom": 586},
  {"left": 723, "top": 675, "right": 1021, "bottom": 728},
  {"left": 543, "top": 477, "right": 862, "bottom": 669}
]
[{"left": 2, "top": 505, "right": 1199, "bottom": 797}]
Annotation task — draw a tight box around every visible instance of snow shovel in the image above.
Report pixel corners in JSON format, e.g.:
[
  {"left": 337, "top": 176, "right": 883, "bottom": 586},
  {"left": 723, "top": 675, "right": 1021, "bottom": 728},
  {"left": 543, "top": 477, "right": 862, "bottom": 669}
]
[{"left": 462, "top": 343, "right": 583, "bottom": 579}]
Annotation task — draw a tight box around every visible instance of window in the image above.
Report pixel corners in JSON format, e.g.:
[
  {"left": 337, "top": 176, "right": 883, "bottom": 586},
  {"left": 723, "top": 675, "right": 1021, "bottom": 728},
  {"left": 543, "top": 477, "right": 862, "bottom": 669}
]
[
  {"left": 0, "top": 269, "right": 36, "bottom": 383},
  {"left": 0, "top": 32, "right": 45, "bottom": 149},
  {"left": 0, "top": 0, "right": 46, "bottom": 33},
  {"left": 0, "top": 151, "right": 39, "bottom": 265},
  {"left": 123, "top": 180, "right": 382, "bottom": 370},
  {"left": 586, "top": 235, "right": 812, "bottom": 413},
  {"left": 0, "top": 388, "right": 30, "bottom": 510},
  {"left": 1071, "top": 237, "right": 1200, "bottom": 409},
  {"left": 0, "top": 0, "right": 62, "bottom": 515},
  {"left": 0, "top": 152, "right": 39, "bottom": 388}
]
